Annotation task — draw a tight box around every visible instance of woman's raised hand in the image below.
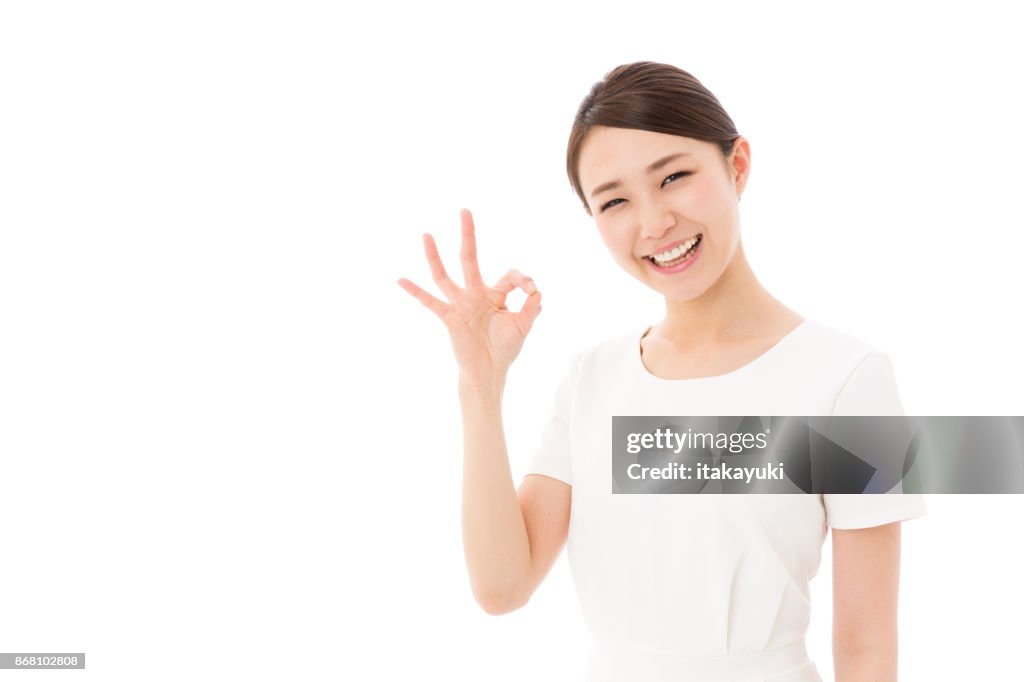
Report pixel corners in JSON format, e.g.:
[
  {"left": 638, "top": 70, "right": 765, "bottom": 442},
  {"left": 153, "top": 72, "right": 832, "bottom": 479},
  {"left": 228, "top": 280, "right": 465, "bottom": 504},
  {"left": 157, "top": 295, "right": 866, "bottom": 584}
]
[{"left": 397, "top": 208, "right": 542, "bottom": 389}]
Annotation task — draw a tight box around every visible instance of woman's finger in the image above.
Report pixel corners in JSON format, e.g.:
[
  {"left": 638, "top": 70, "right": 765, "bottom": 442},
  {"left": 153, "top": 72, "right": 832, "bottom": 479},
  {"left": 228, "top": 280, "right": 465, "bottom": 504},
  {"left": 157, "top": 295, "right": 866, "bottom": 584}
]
[
  {"left": 491, "top": 269, "right": 537, "bottom": 310},
  {"left": 422, "top": 233, "right": 461, "bottom": 301},
  {"left": 492, "top": 268, "right": 537, "bottom": 296},
  {"left": 491, "top": 269, "right": 537, "bottom": 311},
  {"left": 460, "top": 208, "right": 485, "bottom": 288},
  {"left": 396, "top": 277, "right": 449, "bottom": 322},
  {"left": 515, "top": 289, "right": 543, "bottom": 336}
]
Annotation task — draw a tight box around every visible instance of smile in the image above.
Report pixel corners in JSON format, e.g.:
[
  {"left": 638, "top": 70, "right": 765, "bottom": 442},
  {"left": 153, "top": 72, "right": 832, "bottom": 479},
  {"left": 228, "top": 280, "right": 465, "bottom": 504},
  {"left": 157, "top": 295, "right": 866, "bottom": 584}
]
[{"left": 644, "top": 234, "right": 703, "bottom": 271}]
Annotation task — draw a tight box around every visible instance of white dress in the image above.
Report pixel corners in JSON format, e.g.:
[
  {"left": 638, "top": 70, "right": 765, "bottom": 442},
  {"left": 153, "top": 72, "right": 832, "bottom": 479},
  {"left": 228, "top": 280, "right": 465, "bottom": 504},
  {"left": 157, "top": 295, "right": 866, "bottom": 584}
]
[{"left": 523, "top": 319, "right": 927, "bottom": 682}]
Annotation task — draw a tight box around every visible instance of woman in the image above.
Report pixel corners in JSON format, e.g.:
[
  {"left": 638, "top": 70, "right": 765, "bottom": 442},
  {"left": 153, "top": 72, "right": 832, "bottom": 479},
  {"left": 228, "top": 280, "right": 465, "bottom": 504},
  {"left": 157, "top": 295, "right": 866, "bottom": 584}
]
[{"left": 398, "top": 61, "right": 925, "bottom": 682}]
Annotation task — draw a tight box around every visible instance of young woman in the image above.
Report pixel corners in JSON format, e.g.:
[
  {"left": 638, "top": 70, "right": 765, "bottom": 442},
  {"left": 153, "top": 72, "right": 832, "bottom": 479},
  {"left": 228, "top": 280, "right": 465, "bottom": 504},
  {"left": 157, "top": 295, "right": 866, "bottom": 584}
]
[{"left": 398, "top": 61, "right": 926, "bottom": 682}]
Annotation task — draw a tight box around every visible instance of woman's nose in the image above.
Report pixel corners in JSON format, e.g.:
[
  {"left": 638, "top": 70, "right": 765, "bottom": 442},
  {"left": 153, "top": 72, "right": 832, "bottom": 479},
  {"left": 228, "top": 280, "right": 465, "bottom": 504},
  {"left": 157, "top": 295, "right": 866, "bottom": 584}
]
[{"left": 639, "top": 203, "right": 675, "bottom": 239}]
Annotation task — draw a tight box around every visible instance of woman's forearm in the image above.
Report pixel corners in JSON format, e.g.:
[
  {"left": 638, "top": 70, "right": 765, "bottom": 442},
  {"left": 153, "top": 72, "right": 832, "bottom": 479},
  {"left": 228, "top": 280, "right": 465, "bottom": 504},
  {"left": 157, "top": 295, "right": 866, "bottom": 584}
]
[
  {"left": 832, "top": 522, "right": 902, "bottom": 681},
  {"left": 833, "top": 637, "right": 897, "bottom": 681},
  {"left": 459, "top": 376, "right": 532, "bottom": 613}
]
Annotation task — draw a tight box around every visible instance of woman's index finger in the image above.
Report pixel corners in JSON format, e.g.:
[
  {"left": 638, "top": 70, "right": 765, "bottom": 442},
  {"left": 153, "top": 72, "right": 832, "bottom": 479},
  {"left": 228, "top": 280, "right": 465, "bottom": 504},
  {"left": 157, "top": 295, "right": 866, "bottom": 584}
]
[{"left": 460, "top": 208, "right": 485, "bottom": 287}]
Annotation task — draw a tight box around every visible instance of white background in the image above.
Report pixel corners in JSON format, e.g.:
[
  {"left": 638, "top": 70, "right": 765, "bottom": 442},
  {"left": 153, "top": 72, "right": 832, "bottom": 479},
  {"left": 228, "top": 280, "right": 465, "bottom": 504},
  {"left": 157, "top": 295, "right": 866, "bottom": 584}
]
[{"left": 1, "top": 1, "right": 1021, "bottom": 680}]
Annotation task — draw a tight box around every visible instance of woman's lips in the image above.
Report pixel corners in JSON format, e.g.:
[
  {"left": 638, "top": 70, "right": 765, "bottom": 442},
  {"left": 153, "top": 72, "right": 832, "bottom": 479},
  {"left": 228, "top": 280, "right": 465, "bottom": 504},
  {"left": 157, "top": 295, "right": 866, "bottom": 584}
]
[
  {"left": 644, "top": 235, "right": 703, "bottom": 274},
  {"left": 645, "top": 234, "right": 702, "bottom": 259}
]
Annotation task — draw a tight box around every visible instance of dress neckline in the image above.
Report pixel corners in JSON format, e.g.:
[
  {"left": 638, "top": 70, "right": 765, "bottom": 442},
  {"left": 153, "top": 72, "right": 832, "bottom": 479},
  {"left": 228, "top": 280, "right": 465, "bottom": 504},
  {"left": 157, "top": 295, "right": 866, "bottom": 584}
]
[{"left": 634, "top": 319, "right": 811, "bottom": 383}]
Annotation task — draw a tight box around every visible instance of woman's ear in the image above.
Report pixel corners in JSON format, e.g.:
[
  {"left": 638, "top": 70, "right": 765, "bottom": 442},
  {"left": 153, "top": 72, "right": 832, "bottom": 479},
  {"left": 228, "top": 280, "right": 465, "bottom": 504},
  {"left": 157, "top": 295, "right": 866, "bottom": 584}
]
[{"left": 729, "top": 136, "right": 752, "bottom": 199}]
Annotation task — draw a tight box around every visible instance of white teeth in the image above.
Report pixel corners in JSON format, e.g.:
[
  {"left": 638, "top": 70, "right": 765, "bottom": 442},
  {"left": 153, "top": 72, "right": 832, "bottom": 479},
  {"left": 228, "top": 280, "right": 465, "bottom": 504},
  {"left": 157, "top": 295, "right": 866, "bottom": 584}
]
[
  {"left": 652, "top": 236, "right": 700, "bottom": 263},
  {"left": 660, "top": 246, "right": 683, "bottom": 261}
]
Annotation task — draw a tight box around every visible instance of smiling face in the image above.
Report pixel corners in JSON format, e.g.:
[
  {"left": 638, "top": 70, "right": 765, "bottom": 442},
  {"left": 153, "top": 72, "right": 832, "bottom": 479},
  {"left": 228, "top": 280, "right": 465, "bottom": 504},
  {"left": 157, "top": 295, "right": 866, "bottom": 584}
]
[{"left": 577, "top": 126, "right": 750, "bottom": 301}]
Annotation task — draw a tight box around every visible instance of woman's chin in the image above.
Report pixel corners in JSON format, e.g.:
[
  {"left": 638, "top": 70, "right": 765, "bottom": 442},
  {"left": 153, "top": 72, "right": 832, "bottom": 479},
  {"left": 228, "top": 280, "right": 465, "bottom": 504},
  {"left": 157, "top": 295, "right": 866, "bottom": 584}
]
[
  {"left": 631, "top": 265, "right": 710, "bottom": 299},
  {"left": 660, "top": 286, "right": 707, "bottom": 302}
]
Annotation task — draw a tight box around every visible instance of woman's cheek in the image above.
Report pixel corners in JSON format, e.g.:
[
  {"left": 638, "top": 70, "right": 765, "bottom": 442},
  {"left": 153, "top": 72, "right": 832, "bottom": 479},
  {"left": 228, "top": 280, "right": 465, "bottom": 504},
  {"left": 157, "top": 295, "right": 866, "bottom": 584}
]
[
  {"left": 596, "top": 223, "right": 628, "bottom": 258},
  {"left": 675, "top": 182, "right": 712, "bottom": 216}
]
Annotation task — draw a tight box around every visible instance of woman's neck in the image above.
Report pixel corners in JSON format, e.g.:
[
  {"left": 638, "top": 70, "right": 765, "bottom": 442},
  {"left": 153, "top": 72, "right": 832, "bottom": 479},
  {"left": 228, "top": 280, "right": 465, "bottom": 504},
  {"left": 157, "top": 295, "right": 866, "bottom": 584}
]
[{"left": 653, "top": 240, "right": 801, "bottom": 350}]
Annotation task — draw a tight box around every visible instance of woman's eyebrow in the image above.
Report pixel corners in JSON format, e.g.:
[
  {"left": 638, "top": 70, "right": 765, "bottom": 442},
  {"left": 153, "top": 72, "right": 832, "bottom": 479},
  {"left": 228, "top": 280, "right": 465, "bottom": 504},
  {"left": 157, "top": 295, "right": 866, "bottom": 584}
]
[{"left": 589, "top": 152, "right": 692, "bottom": 199}]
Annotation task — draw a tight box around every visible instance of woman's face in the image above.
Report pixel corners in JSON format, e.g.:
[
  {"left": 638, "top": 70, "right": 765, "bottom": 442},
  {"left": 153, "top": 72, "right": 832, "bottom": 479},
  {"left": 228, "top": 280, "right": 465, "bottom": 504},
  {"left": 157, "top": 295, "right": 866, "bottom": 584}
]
[{"left": 577, "top": 126, "right": 750, "bottom": 301}]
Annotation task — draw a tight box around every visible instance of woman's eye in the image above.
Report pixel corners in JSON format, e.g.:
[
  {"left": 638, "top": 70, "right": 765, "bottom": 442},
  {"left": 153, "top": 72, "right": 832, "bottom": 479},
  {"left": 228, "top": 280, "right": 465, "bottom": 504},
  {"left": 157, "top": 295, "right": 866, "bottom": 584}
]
[
  {"left": 599, "top": 172, "right": 691, "bottom": 213},
  {"left": 663, "top": 171, "right": 692, "bottom": 186}
]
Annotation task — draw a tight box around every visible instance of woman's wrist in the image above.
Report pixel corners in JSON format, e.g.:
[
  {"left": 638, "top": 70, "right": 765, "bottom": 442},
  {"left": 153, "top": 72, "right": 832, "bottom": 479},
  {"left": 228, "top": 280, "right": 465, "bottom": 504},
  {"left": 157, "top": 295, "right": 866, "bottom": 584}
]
[{"left": 458, "top": 371, "right": 508, "bottom": 399}]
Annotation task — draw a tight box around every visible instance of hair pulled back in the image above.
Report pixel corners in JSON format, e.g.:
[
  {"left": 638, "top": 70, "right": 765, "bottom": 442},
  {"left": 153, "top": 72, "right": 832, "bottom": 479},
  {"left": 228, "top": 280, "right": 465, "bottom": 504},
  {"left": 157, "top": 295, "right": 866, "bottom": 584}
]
[{"left": 567, "top": 61, "right": 741, "bottom": 214}]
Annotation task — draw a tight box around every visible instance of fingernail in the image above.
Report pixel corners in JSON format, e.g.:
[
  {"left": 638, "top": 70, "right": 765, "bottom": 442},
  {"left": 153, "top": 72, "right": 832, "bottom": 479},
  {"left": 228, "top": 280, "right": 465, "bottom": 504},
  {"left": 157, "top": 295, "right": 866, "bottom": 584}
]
[{"left": 524, "top": 280, "right": 537, "bottom": 294}]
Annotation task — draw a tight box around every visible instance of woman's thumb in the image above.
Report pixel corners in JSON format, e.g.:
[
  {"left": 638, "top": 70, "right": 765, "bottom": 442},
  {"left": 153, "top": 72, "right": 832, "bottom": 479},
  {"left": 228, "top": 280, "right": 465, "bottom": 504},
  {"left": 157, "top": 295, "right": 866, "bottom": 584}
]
[{"left": 517, "top": 289, "right": 542, "bottom": 334}]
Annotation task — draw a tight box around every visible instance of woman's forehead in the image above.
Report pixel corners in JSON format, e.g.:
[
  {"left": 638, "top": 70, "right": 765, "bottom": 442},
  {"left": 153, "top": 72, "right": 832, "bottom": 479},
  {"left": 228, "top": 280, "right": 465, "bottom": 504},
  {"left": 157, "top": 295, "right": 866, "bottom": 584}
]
[{"left": 579, "top": 128, "right": 706, "bottom": 189}]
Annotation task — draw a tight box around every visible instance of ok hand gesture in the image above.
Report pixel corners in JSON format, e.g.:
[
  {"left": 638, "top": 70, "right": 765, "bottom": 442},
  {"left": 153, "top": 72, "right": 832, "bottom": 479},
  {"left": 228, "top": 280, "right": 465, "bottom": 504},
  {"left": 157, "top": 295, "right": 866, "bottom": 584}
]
[{"left": 397, "top": 209, "right": 542, "bottom": 390}]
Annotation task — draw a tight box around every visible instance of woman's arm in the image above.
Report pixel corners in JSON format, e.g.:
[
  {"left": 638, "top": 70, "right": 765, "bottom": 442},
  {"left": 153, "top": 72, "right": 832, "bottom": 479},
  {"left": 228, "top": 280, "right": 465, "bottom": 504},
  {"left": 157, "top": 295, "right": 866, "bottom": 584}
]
[
  {"left": 460, "top": 378, "right": 533, "bottom": 614},
  {"left": 397, "top": 209, "right": 547, "bottom": 615},
  {"left": 460, "top": 379, "right": 571, "bottom": 616},
  {"left": 832, "top": 521, "right": 901, "bottom": 681}
]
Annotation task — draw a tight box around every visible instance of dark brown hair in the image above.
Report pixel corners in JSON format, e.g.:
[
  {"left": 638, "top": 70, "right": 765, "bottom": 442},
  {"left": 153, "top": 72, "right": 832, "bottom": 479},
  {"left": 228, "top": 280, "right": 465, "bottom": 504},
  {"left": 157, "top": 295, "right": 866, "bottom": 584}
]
[{"left": 566, "top": 61, "right": 741, "bottom": 214}]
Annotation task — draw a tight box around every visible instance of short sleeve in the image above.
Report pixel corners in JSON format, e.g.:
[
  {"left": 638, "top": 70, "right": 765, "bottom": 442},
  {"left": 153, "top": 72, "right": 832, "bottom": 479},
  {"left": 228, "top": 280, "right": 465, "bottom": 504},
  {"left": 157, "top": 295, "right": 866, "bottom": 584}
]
[
  {"left": 824, "top": 349, "right": 928, "bottom": 529},
  {"left": 824, "top": 493, "right": 927, "bottom": 529},
  {"left": 522, "top": 352, "right": 581, "bottom": 486},
  {"left": 830, "top": 350, "right": 905, "bottom": 418}
]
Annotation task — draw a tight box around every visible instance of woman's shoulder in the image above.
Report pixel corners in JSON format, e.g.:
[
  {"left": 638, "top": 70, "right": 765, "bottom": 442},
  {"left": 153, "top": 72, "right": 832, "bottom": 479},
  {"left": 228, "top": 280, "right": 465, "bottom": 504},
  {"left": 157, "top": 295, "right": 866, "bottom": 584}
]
[
  {"left": 790, "top": 318, "right": 893, "bottom": 370},
  {"left": 581, "top": 324, "right": 647, "bottom": 359},
  {"left": 557, "top": 325, "right": 647, "bottom": 377}
]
